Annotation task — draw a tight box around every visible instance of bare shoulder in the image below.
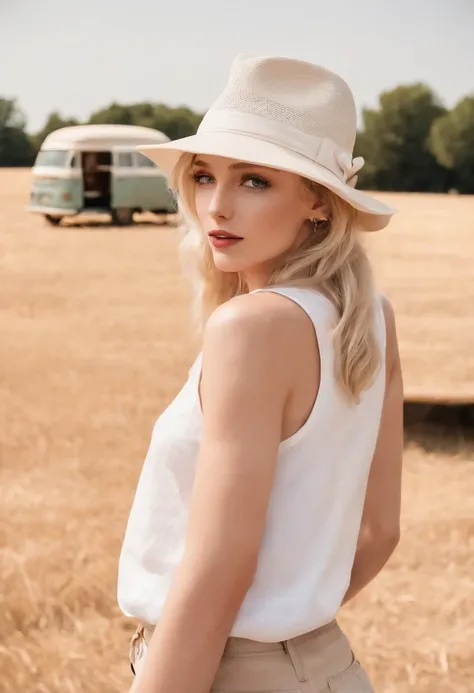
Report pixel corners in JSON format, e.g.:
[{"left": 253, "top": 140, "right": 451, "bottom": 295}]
[
  {"left": 202, "top": 291, "right": 314, "bottom": 381},
  {"left": 205, "top": 291, "right": 309, "bottom": 347}
]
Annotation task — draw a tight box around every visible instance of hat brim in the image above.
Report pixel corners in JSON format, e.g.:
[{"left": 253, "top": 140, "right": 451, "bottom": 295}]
[{"left": 138, "top": 133, "right": 396, "bottom": 232}]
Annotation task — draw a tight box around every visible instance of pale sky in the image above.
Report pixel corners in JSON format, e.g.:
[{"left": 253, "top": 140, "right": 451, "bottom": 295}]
[{"left": 2, "top": 0, "right": 473, "bottom": 133}]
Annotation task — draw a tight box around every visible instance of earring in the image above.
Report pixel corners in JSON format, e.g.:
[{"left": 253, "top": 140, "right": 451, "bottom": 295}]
[{"left": 311, "top": 217, "right": 328, "bottom": 230}]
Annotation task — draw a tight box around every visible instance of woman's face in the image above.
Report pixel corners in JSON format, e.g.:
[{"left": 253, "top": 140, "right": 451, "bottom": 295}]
[{"left": 191, "top": 155, "right": 321, "bottom": 289}]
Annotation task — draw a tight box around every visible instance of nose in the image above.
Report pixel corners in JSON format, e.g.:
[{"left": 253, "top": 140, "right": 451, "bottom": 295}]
[{"left": 208, "top": 182, "right": 234, "bottom": 223}]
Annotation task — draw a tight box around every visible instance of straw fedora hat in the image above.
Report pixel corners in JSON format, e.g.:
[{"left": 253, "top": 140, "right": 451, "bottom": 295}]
[{"left": 139, "top": 54, "right": 396, "bottom": 231}]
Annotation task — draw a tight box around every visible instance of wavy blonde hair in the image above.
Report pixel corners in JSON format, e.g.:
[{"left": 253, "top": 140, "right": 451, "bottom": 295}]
[{"left": 170, "top": 153, "right": 381, "bottom": 401}]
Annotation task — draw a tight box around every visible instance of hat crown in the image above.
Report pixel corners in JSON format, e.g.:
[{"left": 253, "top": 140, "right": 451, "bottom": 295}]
[{"left": 210, "top": 54, "right": 357, "bottom": 153}]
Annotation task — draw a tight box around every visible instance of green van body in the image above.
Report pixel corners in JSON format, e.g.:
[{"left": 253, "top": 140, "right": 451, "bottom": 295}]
[{"left": 27, "top": 125, "right": 176, "bottom": 225}]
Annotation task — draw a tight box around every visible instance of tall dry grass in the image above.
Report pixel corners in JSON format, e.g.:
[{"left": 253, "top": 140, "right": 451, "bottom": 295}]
[{"left": 1, "top": 169, "right": 473, "bottom": 692}]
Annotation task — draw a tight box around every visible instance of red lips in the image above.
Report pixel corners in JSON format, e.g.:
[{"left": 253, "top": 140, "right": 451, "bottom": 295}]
[
  {"left": 208, "top": 229, "right": 243, "bottom": 249},
  {"left": 208, "top": 229, "right": 243, "bottom": 240}
]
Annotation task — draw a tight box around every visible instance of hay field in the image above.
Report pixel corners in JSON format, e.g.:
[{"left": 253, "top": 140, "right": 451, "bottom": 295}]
[
  {"left": 0, "top": 168, "right": 473, "bottom": 692},
  {"left": 364, "top": 192, "right": 474, "bottom": 403}
]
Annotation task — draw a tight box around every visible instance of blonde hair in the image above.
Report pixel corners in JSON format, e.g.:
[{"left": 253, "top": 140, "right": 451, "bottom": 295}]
[{"left": 171, "top": 153, "right": 381, "bottom": 401}]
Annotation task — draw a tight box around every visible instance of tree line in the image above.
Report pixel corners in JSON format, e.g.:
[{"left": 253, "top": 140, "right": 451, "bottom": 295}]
[{"left": 1, "top": 82, "right": 473, "bottom": 193}]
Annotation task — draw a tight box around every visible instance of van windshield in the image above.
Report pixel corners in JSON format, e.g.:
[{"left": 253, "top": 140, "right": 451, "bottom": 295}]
[{"left": 36, "top": 150, "right": 70, "bottom": 167}]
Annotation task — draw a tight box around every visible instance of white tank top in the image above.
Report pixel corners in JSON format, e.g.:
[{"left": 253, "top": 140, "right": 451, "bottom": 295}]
[{"left": 117, "top": 287, "right": 386, "bottom": 641}]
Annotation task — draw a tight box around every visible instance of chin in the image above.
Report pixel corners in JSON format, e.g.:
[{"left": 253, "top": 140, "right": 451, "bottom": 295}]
[{"left": 212, "top": 253, "right": 248, "bottom": 274}]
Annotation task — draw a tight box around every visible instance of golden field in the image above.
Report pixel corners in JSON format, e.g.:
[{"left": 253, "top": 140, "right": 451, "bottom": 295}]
[{"left": 0, "top": 168, "right": 473, "bottom": 692}]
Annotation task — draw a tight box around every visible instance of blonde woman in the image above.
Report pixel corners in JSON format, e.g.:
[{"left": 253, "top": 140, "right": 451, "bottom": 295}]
[{"left": 118, "top": 54, "right": 403, "bottom": 693}]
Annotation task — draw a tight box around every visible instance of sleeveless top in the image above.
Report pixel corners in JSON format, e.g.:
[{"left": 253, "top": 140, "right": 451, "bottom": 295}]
[{"left": 117, "top": 287, "right": 387, "bottom": 642}]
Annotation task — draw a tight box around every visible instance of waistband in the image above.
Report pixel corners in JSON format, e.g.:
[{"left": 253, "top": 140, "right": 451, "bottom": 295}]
[
  {"left": 223, "top": 620, "right": 338, "bottom": 657},
  {"left": 140, "top": 619, "right": 338, "bottom": 654}
]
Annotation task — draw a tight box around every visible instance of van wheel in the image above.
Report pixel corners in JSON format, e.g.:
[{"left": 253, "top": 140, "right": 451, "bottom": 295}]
[
  {"left": 44, "top": 215, "right": 63, "bottom": 226},
  {"left": 111, "top": 208, "right": 133, "bottom": 226}
]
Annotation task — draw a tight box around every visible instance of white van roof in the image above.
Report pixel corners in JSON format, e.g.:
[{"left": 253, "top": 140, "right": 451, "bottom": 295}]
[{"left": 41, "top": 124, "right": 170, "bottom": 151}]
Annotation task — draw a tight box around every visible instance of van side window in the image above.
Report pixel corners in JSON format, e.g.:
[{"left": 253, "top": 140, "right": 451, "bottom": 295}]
[
  {"left": 117, "top": 152, "right": 134, "bottom": 168},
  {"left": 136, "top": 152, "right": 157, "bottom": 168}
]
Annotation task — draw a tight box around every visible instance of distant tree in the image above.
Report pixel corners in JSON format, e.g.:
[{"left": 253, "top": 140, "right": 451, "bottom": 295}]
[
  {"left": 88, "top": 101, "right": 203, "bottom": 139},
  {"left": 0, "top": 98, "right": 25, "bottom": 129},
  {"left": 353, "top": 130, "right": 377, "bottom": 189},
  {"left": 32, "top": 111, "right": 79, "bottom": 150},
  {"left": 429, "top": 96, "right": 474, "bottom": 194},
  {"left": 128, "top": 102, "right": 156, "bottom": 130},
  {"left": 152, "top": 104, "right": 203, "bottom": 139},
  {"left": 5, "top": 84, "right": 473, "bottom": 184},
  {"left": 89, "top": 102, "right": 136, "bottom": 126},
  {"left": 355, "top": 84, "right": 450, "bottom": 192},
  {"left": 0, "top": 98, "right": 36, "bottom": 166}
]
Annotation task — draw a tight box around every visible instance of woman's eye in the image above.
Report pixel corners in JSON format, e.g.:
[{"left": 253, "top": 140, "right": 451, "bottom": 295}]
[
  {"left": 242, "top": 176, "right": 270, "bottom": 190},
  {"left": 192, "top": 172, "right": 214, "bottom": 185}
]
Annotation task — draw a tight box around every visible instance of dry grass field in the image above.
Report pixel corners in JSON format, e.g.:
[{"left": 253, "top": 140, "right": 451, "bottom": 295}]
[{"left": 1, "top": 168, "right": 473, "bottom": 692}]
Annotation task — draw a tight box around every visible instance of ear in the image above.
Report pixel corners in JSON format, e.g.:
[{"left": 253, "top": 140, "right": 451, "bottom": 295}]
[
  {"left": 309, "top": 198, "right": 330, "bottom": 222},
  {"left": 299, "top": 179, "right": 329, "bottom": 221}
]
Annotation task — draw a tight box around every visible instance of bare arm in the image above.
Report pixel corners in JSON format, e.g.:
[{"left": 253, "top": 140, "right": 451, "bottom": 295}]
[
  {"left": 342, "top": 297, "right": 403, "bottom": 605},
  {"left": 134, "top": 295, "right": 292, "bottom": 693}
]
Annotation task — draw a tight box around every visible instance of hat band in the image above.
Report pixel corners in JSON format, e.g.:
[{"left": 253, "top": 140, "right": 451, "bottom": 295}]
[{"left": 198, "top": 109, "right": 351, "bottom": 181}]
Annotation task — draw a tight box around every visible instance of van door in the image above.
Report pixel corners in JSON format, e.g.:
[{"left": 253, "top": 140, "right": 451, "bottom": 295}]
[
  {"left": 111, "top": 148, "right": 138, "bottom": 211},
  {"left": 69, "top": 151, "right": 84, "bottom": 209}
]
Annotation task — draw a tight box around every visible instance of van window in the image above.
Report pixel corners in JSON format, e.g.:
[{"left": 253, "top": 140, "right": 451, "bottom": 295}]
[
  {"left": 35, "top": 150, "right": 70, "bottom": 167},
  {"left": 136, "top": 152, "right": 157, "bottom": 168},
  {"left": 117, "top": 152, "right": 134, "bottom": 168}
]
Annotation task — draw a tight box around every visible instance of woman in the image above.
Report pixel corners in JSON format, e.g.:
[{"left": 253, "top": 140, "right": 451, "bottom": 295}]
[{"left": 117, "top": 54, "right": 403, "bottom": 693}]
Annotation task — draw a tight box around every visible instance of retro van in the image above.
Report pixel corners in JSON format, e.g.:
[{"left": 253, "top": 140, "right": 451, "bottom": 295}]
[{"left": 27, "top": 124, "right": 176, "bottom": 226}]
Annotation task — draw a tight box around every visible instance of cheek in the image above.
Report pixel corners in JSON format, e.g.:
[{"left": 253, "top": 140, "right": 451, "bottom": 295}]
[
  {"left": 194, "top": 189, "right": 206, "bottom": 222},
  {"left": 247, "top": 194, "right": 303, "bottom": 248}
]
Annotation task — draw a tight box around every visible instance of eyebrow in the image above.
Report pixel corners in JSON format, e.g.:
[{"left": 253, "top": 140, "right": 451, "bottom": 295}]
[{"left": 192, "top": 158, "right": 264, "bottom": 171}]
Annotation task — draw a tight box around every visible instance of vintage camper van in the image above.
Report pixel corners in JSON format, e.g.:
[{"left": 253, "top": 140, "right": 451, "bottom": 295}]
[{"left": 27, "top": 124, "right": 176, "bottom": 226}]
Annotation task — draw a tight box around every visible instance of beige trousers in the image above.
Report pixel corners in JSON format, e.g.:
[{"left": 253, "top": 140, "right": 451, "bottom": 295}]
[{"left": 129, "top": 619, "right": 374, "bottom": 692}]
